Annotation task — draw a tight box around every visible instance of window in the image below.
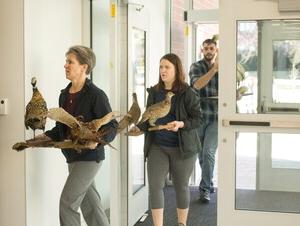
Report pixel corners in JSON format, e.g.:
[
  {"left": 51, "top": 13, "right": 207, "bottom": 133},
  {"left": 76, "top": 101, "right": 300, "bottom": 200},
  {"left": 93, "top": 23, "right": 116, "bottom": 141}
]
[
  {"left": 193, "top": 0, "right": 219, "bottom": 9},
  {"left": 171, "top": 0, "right": 185, "bottom": 63}
]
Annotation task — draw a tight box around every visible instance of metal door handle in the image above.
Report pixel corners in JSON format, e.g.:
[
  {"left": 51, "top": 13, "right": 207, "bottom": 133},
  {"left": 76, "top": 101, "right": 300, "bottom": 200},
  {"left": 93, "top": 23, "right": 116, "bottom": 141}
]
[
  {"left": 228, "top": 121, "right": 270, "bottom": 126},
  {"left": 222, "top": 120, "right": 300, "bottom": 128}
]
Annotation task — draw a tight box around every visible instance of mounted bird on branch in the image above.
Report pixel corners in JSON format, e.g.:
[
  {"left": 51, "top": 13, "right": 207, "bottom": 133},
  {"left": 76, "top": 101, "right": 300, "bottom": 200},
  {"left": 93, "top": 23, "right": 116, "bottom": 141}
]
[
  {"left": 13, "top": 108, "right": 119, "bottom": 151},
  {"left": 24, "top": 77, "right": 48, "bottom": 138},
  {"left": 117, "top": 92, "right": 141, "bottom": 133},
  {"left": 47, "top": 108, "right": 118, "bottom": 150},
  {"left": 138, "top": 91, "right": 174, "bottom": 127}
]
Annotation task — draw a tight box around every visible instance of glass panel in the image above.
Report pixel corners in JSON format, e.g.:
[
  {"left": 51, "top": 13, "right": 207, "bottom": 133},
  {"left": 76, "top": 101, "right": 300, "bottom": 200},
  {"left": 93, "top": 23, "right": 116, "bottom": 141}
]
[
  {"left": 171, "top": 0, "right": 185, "bottom": 65},
  {"left": 193, "top": 0, "right": 219, "bottom": 9},
  {"left": 196, "top": 24, "right": 219, "bottom": 61},
  {"left": 132, "top": 28, "right": 146, "bottom": 107},
  {"left": 91, "top": 0, "right": 111, "bottom": 215},
  {"left": 131, "top": 28, "right": 145, "bottom": 194},
  {"left": 236, "top": 20, "right": 300, "bottom": 114},
  {"left": 272, "top": 134, "right": 300, "bottom": 169},
  {"left": 273, "top": 40, "right": 300, "bottom": 104},
  {"left": 236, "top": 132, "right": 300, "bottom": 213},
  {"left": 191, "top": 23, "right": 219, "bottom": 187},
  {"left": 236, "top": 21, "right": 258, "bottom": 113}
]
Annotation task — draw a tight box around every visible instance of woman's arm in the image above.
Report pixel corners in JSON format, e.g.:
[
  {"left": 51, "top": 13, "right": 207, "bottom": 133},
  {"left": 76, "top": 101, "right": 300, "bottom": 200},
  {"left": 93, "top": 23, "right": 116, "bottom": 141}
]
[{"left": 180, "top": 88, "right": 203, "bottom": 130}]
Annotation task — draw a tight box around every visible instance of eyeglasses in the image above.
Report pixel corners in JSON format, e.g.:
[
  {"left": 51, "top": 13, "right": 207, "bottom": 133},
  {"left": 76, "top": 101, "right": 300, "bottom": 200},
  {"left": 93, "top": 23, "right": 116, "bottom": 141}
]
[{"left": 203, "top": 47, "right": 216, "bottom": 51}]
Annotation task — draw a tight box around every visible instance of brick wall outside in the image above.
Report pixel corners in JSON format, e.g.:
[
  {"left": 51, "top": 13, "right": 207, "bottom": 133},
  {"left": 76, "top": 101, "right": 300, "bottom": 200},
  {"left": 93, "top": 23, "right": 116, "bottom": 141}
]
[
  {"left": 171, "top": 0, "right": 185, "bottom": 63},
  {"left": 171, "top": 0, "right": 219, "bottom": 62},
  {"left": 193, "top": 0, "right": 218, "bottom": 9}
]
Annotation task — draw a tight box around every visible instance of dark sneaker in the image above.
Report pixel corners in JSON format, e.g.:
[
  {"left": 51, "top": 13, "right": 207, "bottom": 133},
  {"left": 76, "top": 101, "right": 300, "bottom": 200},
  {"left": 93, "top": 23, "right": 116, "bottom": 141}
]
[
  {"left": 210, "top": 187, "right": 216, "bottom": 193},
  {"left": 199, "top": 190, "right": 210, "bottom": 203},
  {"left": 199, "top": 186, "right": 216, "bottom": 193}
]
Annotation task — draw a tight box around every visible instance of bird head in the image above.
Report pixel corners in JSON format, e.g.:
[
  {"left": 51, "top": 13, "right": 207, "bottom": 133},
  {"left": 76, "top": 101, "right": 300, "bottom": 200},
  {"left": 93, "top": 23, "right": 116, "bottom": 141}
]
[
  {"left": 132, "top": 93, "right": 138, "bottom": 102},
  {"left": 31, "top": 77, "right": 37, "bottom": 89},
  {"left": 212, "top": 34, "right": 219, "bottom": 42},
  {"left": 166, "top": 92, "right": 175, "bottom": 99}
]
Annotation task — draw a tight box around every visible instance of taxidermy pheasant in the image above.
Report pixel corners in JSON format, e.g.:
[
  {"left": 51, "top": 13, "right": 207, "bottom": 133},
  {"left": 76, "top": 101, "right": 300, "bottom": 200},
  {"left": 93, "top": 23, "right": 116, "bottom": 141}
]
[
  {"left": 25, "top": 77, "right": 48, "bottom": 138},
  {"left": 47, "top": 108, "right": 118, "bottom": 149},
  {"left": 138, "top": 91, "right": 174, "bottom": 127},
  {"left": 212, "top": 34, "right": 219, "bottom": 42},
  {"left": 117, "top": 93, "right": 141, "bottom": 133}
]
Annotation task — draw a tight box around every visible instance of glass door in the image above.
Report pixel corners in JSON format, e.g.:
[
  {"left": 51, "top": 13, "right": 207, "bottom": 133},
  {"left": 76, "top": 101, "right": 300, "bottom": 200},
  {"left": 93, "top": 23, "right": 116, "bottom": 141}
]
[
  {"left": 219, "top": 9, "right": 300, "bottom": 226},
  {"left": 185, "top": 0, "right": 219, "bottom": 187},
  {"left": 127, "top": 2, "right": 149, "bottom": 225},
  {"left": 90, "top": 1, "right": 113, "bottom": 225},
  {"left": 191, "top": 23, "right": 219, "bottom": 186}
]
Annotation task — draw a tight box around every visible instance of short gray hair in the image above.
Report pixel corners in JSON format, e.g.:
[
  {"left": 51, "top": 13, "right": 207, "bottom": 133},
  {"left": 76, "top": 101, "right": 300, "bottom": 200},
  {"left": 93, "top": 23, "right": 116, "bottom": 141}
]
[{"left": 66, "top": 45, "right": 96, "bottom": 75}]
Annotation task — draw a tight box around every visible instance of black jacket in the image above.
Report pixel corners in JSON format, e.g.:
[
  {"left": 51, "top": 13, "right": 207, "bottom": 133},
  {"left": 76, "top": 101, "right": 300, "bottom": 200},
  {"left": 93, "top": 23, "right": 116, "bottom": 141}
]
[
  {"left": 140, "top": 83, "right": 203, "bottom": 159},
  {"left": 45, "top": 79, "right": 118, "bottom": 163}
]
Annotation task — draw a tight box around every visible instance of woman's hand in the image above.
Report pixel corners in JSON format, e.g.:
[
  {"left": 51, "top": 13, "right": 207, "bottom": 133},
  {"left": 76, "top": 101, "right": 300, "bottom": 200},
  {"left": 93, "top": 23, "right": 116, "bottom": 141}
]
[
  {"left": 129, "top": 126, "right": 141, "bottom": 133},
  {"left": 86, "top": 141, "right": 98, "bottom": 149},
  {"left": 166, "top": 121, "right": 184, "bottom": 132},
  {"left": 126, "top": 126, "right": 144, "bottom": 136}
]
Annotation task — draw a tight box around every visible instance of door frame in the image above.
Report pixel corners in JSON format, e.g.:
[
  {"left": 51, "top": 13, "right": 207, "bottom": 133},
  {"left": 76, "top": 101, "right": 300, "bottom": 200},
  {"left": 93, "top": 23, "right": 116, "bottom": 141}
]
[
  {"left": 184, "top": 4, "right": 219, "bottom": 186},
  {"left": 127, "top": 2, "right": 149, "bottom": 225},
  {"left": 219, "top": 0, "right": 300, "bottom": 225}
]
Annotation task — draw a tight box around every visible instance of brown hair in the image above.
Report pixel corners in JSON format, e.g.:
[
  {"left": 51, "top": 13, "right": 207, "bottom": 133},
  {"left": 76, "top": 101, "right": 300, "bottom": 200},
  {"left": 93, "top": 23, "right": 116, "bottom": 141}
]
[
  {"left": 155, "top": 53, "right": 186, "bottom": 92},
  {"left": 202, "top": 38, "right": 217, "bottom": 46},
  {"left": 66, "top": 45, "right": 96, "bottom": 75}
]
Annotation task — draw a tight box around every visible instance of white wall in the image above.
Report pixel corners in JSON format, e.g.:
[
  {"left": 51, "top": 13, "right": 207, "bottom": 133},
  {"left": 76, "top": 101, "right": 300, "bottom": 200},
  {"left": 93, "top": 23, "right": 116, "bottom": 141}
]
[
  {"left": 0, "top": 1, "right": 83, "bottom": 225},
  {"left": 0, "top": 0, "right": 169, "bottom": 225},
  {"left": 24, "top": 0, "right": 82, "bottom": 225},
  {"left": 0, "top": 1, "right": 26, "bottom": 226},
  {"left": 91, "top": 0, "right": 112, "bottom": 210}
]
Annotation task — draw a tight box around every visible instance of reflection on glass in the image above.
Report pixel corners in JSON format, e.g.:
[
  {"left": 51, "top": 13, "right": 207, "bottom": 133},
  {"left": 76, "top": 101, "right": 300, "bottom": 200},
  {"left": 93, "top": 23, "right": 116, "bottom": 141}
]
[
  {"left": 236, "top": 21, "right": 258, "bottom": 113},
  {"left": 273, "top": 40, "right": 300, "bottom": 104},
  {"left": 271, "top": 134, "right": 300, "bottom": 169},
  {"left": 196, "top": 24, "right": 219, "bottom": 61},
  {"left": 132, "top": 28, "right": 145, "bottom": 107},
  {"left": 171, "top": 0, "right": 185, "bottom": 63},
  {"left": 236, "top": 132, "right": 300, "bottom": 213},
  {"left": 236, "top": 20, "right": 300, "bottom": 114},
  {"left": 131, "top": 28, "right": 145, "bottom": 194}
]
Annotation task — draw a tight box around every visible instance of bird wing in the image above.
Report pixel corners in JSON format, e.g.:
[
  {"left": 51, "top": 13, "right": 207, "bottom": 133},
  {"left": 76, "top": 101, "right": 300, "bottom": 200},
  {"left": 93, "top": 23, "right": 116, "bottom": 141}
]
[
  {"left": 89, "top": 111, "right": 118, "bottom": 131},
  {"left": 117, "top": 114, "right": 133, "bottom": 133},
  {"left": 144, "top": 101, "right": 170, "bottom": 117},
  {"left": 139, "top": 107, "right": 155, "bottom": 123},
  {"left": 117, "top": 100, "right": 141, "bottom": 133},
  {"left": 48, "top": 108, "right": 80, "bottom": 129},
  {"left": 128, "top": 102, "right": 141, "bottom": 124}
]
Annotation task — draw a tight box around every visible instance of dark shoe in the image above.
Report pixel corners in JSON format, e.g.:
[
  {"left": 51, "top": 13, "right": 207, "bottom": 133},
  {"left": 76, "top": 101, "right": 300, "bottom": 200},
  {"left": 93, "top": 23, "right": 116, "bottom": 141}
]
[
  {"left": 199, "top": 186, "right": 216, "bottom": 193},
  {"left": 210, "top": 187, "right": 216, "bottom": 193},
  {"left": 199, "top": 190, "right": 210, "bottom": 203}
]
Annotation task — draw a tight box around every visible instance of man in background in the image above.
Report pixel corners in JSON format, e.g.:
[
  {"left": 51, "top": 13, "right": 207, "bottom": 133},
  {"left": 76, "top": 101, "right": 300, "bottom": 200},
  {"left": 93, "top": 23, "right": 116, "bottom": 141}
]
[{"left": 189, "top": 38, "right": 218, "bottom": 202}]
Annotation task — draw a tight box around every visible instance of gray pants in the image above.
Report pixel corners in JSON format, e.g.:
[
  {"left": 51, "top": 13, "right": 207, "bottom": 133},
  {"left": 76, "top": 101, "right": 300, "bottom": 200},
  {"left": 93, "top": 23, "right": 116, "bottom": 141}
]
[
  {"left": 147, "top": 145, "right": 197, "bottom": 209},
  {"left": 60, "top": 161, "right": 109, "bottom": 226}
]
